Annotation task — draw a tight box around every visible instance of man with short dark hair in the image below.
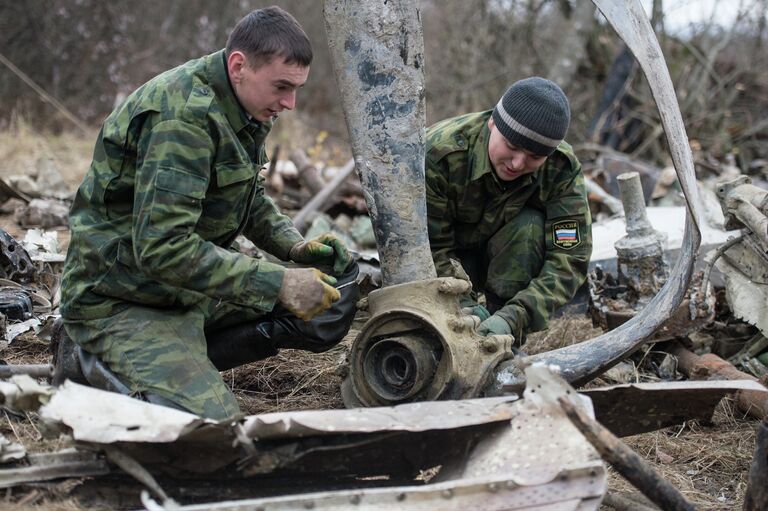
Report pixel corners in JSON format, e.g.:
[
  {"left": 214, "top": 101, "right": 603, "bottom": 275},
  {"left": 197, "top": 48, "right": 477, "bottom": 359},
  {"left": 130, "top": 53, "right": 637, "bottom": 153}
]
[
  {"left": 425, "top": 77, "right": 592, "bottom": 343},
  {"left": 59, "top": 6, "right": 356, "bottom": 419}
]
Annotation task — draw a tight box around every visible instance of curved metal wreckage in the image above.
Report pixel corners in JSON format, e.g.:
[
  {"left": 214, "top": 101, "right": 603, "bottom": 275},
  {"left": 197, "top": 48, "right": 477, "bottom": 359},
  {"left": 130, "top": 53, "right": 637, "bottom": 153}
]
[
  {"left": 497, "top": 0, "right": 703, "bottom": 390},
  {"left": 330, "top": 0, "right": 703, "bottom": 406}
]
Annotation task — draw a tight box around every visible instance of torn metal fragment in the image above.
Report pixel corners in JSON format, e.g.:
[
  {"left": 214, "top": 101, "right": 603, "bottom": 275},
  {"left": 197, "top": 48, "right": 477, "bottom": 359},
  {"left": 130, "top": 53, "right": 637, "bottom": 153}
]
[
  {"left": 584, "top": 380, "right": 767, "bottom": 437},
  {"left": 0, "top": 433, "right": 25, "bottom": 463}
]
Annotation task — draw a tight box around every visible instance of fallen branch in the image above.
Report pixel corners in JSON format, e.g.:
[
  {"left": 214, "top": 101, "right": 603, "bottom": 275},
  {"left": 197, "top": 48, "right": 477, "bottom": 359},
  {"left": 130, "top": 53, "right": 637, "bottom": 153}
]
[
  {"left": 558, "top": 396, "right": 695, "bottom": 511},
  {"left": 290, "top": 148, "right": 325, "bottom": 196},
  {"left": 667, "top": 342, "right": 768, "bottom": 420}
]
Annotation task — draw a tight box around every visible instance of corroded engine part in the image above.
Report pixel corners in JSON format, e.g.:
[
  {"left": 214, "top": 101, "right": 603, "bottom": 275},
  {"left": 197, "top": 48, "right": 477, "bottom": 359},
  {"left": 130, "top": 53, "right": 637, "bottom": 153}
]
[
  {"left": 588, "top": 266, "right": 714, "bottom": 339},
  {"left": 614, "top": 172, "right": 669, "bottom": 301},
  {"left": 587, "top": 172, "right": 713, "bottom": 342},
  {"left": 343, "top": 278, "right": 515, "bottom": 407},
  {"left": 0, "top": 228, "right": 36, "bottom": 283},
  {"left": 713, "top": 176, "right": 768, "bottom": 338}
]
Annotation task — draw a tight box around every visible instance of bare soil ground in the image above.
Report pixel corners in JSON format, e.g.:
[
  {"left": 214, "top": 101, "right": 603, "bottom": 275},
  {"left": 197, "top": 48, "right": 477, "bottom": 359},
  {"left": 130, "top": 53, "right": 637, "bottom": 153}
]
[{"left": 0, "top": 128, "right": 762, "bottom": 510}]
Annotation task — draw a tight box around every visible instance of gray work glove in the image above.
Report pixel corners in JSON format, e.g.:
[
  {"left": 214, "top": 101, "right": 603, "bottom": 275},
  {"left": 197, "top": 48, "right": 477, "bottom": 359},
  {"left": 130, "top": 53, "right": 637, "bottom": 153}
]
[
  {"left": 289, "top": 233, "right": 353, "bottom": 276},
  {"left": 477, "top": 314, "right": 513, "bottom": 337},
  {"left": 278, "top": 268, "right": 340, "bottom": 321}
]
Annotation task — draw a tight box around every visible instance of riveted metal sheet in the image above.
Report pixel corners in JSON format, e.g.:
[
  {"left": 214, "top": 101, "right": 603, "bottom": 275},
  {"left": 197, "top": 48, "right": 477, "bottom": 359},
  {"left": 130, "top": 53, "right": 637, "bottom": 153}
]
[{"left": 463, "top": 365, "right": 604, "bottom": 490}]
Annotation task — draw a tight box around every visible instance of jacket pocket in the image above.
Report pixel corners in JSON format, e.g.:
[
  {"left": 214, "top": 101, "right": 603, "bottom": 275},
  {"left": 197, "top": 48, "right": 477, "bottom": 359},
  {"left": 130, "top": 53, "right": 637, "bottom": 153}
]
[
  {"left": 196, "top": 163, "right": 256, "bottom": 240},
  {"left": 92, "top": 240, "right": 180, "bottom": 307}
]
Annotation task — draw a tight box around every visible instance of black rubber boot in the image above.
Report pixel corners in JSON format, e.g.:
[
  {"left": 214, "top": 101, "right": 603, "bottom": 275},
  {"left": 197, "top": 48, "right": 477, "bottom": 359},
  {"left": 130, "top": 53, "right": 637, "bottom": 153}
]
[
  {"left": 50, "top": 319, "right": 88, "bottom": 386},
  {"left": 205, "top": 262, "right": 360, "bottom": 370},
  {"left": 206, "top": 322, "right": 280, "bottom": 371},
  {"left": 269, "top": 261, "right": 360, "bottom": 352}
]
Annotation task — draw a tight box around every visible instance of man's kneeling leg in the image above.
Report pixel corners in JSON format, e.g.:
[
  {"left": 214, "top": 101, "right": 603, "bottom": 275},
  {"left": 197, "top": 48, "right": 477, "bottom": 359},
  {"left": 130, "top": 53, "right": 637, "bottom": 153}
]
[{"left": 64, "top": 305, "right": 241, "bottom": 420}]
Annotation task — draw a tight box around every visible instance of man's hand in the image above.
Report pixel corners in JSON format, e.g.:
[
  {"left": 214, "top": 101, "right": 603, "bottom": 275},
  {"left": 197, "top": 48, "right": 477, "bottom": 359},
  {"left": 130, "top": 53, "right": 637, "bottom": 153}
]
[
  {"left": 477, "top": 314, "right": 513, "bottom": 337},
  {"left": 459, "top": 296, "right": 491, "bottom": 321},
  {"left": 289, "top": 233, "right": 352, "bottom": 275},
  {"left": 278, "top": 268, "right": 340, "bottom": 321}
]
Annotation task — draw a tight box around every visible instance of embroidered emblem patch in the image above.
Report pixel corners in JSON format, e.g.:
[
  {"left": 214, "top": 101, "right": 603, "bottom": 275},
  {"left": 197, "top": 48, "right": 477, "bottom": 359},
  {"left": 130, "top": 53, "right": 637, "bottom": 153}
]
[{"left": 553, "top": 220, "right": 580, "bottom": 250}]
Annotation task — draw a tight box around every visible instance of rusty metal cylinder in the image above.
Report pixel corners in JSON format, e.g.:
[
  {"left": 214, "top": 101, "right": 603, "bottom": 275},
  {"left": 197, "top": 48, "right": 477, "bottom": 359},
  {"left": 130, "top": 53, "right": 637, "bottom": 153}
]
[
  {"left": 363, "top": 334, "right": 441, "bottom": 402},
  {"left": 617, "top": 172, "right": 655, "bottom": 237},
  {"left": 614, "top": 172, "right": 668, "bottom": 300}
]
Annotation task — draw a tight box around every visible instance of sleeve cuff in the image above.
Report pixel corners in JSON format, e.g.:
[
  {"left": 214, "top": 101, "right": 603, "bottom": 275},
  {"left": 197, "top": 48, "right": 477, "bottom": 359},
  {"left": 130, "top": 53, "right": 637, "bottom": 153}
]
[
  {"left": 245, "top": 259, "right": 286, "bottom": 312},
  {"left": 271, "top": 226, "right": 304, "bottom": 260},
  {"left": 496, "top": 304, "right": 529, "bottom": 342}
]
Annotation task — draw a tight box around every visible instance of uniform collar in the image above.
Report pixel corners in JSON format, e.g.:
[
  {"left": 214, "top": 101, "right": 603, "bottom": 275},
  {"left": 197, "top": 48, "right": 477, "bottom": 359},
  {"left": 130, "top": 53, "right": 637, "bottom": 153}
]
[
  {"left": 469, "top": 112, "right": 536, "bottom": 189},
  {"left": 469, "top": 115, "right": 494, "bottom": 182},
  {"left": 206, "top": 49, "right": 270, "bottom": 134}
]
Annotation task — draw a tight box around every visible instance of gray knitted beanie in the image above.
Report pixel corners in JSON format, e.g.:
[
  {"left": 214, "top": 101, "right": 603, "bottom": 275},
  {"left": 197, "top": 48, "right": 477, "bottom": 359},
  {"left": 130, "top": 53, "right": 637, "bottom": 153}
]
[{"left": 492, "top": 77, "right": 570, "bottom": 156}]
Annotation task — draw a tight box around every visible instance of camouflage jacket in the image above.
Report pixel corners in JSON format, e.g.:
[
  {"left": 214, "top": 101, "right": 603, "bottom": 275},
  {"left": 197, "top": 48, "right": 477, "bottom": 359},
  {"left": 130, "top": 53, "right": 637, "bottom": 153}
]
[
  {"left": 61, "top": 50, "right": 302, "bottom": 320},
  {"left": 425, "top": 111, "right": 592, "bottom": 334}
]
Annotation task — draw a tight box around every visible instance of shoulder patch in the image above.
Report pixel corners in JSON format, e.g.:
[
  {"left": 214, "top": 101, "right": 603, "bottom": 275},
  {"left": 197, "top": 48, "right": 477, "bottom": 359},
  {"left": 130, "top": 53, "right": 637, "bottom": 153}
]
[{"left": 552, "top": 219, "right": 581, "bottom": 250}]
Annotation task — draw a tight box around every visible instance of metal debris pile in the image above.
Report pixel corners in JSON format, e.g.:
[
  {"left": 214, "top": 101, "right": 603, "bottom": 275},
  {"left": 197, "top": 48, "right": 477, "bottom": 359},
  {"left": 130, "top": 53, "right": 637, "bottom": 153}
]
[{"left": 0, "top": 129, "right": 766, "bottom": 511}]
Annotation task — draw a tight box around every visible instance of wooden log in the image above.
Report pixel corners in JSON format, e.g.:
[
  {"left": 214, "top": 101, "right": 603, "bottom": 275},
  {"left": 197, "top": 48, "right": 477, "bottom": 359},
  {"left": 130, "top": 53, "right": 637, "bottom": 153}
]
[
  {"left": 558, "top": 397, "right": 695, "bottom": 511},
  {"left": 290, "top": 148, "right": 325, "bottom": 196},
  {"left": 603, "top": 492, "right": 659, "bottom": 511},
  {"left": 291, "top": 158, "right": 356, "bottom": 233},
  {"left": 743, "top": 418, "right": 768, "bottom": 511},
  {"left": 668, "top": 343, "right": 768, "bottom": 420}
]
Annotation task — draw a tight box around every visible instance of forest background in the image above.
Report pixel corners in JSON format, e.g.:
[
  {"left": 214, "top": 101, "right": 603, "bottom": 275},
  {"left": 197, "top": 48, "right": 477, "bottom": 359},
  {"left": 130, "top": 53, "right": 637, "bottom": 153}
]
[{"left": 1, "top": 0, "right": 766, "bottom": 172}]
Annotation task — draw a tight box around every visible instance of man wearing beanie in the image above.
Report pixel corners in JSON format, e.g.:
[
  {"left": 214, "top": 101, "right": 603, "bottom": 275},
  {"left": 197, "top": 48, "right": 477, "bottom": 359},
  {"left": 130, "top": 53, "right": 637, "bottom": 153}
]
[{"left": 425, "top": 77, "right": 592, "bottom": 342}]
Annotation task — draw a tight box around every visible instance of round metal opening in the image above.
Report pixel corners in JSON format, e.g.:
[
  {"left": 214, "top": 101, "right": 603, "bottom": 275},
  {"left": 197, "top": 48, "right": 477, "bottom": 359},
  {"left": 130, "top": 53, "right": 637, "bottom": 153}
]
[{"left": 362, "top": 334, "right": 441, "bottom": 402}]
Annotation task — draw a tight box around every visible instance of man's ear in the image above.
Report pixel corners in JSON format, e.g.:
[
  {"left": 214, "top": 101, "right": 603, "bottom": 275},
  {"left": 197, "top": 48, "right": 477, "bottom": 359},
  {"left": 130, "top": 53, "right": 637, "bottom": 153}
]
[
  {"left": 227, "top": 51, "right": 246, "bottom": 84},
  {"left": 487, "top": 116, "right": 495, "bottom": 130}
]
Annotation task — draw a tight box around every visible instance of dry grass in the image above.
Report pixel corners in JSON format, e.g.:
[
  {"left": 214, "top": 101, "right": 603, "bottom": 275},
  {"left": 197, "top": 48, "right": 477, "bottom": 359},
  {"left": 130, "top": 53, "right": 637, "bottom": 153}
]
[
  {"left": 0, "top": 117, "right": 95, "bottom": 188},
  {"left": 524, "top": 315, "right": 604, "bottom": 355},
  {"left": 609, "top": 398, "right": 757, "bottom": 510},
  {"left": 228, "top": 333, "right": 354, "bottom": 415}
]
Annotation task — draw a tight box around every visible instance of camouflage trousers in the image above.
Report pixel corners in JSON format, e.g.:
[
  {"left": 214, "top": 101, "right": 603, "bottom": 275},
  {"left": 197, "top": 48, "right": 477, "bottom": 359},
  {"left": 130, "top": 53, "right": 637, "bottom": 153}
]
[
  {"left": 457, "top": 207, "right": 545, "bottom": 337},
  {"left": 63, "top": 298, "right": 273, "bottom": 420}
]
